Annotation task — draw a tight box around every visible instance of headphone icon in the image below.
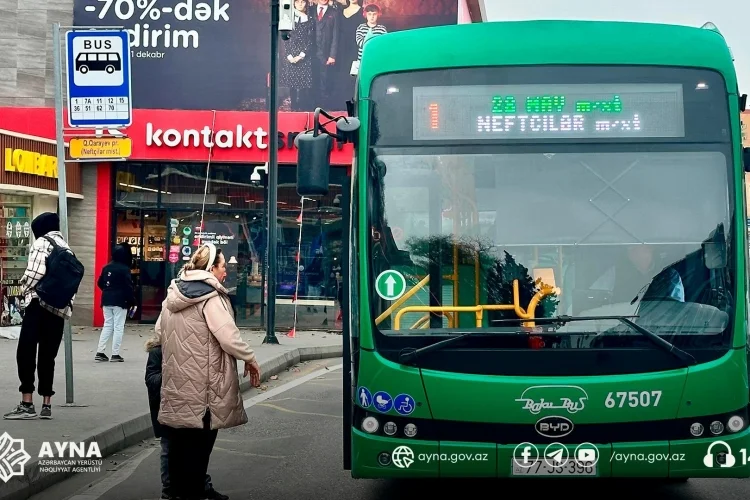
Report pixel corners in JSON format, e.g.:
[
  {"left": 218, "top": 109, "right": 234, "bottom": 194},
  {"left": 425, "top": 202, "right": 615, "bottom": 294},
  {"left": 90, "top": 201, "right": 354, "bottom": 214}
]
[{"left": 703, "top": 441, "right": 736, "bottom": 468}]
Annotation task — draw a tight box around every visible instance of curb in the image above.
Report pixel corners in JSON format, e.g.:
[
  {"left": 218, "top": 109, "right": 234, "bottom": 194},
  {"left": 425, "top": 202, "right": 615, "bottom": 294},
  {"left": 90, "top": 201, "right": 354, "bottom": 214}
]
[{"left": 0, "top": 345, "right": 343, "bottom": 500}]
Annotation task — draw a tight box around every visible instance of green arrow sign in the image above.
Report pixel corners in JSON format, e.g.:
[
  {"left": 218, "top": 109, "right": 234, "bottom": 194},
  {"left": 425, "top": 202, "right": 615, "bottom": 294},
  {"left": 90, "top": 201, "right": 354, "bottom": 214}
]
[{"left": 375, "top": 270, "right": 406, "bottom": 301}]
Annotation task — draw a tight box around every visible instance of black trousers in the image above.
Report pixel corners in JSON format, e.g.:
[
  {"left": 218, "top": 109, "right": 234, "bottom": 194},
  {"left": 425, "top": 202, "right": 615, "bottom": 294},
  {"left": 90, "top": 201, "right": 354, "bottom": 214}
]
[
  {"left": 17, "top": 299, "right": 64, "bottom": 397},
  {"left": 314, "top": 60, "right": 337, "bottom": 110},
  {"left": 289, "top": 87, "right": 312, "bottom": 112},
  {"left": 166, "top": 411, "right": 218, "bottom": 500}
]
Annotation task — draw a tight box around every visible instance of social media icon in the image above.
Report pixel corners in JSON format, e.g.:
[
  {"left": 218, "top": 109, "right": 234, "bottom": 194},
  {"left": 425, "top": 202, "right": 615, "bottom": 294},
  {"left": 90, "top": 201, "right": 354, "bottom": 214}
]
[
  {"left": 573, "top": 443, "right": 599, "bottom": 466},
  {"left": 544, "top": 442, "right": 569, "bottom": 468},
  {"left": 513, "top": 442, "right": 539, "bottom": 468}
]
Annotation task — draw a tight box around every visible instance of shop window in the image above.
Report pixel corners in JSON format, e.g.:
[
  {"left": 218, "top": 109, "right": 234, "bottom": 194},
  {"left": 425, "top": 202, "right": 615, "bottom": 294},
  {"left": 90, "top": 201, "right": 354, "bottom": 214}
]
[
  {"left": 274, "top": 166, "right": 346, "bottom": 330},
  {"left": 115, "top": 163, "right": 162, "bottom": 208},
  {"left": 166, "top": 211, "right": 264, "bottom": 323},
  {"left": 0, "top": 195, "right": 33, "bottom": 327},
  {"left": 160, "top": 163, "right": 264, "bottom": 210},
  {"left": 140, "top": 211, "right": 167, "bottom": 322}
]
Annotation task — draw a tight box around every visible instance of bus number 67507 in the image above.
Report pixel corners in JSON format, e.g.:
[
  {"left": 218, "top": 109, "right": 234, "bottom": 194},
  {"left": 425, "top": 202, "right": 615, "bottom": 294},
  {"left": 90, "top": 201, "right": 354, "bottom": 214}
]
[{"left": 605, "top": 391, "right": 662, "bottom": 408}]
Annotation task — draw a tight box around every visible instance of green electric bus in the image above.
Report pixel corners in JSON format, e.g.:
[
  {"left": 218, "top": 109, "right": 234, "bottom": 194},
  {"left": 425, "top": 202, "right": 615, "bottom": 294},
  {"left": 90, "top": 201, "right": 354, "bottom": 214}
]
[{"left": 295, "top": 20, "right": 750, "bottom": 479}]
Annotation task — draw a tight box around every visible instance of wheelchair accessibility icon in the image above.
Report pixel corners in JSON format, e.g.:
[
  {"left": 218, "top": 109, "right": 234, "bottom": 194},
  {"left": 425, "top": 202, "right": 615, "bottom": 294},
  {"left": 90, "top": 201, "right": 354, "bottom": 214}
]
[
  {"left": 394, "top": 394, "right": 415, "bottom": 415},
  {"left": 704, "top": 441, "right": 736, "bottom": 468}
]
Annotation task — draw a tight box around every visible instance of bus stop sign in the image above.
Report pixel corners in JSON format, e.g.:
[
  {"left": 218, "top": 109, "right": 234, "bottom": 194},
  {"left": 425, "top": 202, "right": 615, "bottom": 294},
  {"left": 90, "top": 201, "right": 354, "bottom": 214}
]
[{"left": 65, "top": 30, "right": 132, "bottom": 128}]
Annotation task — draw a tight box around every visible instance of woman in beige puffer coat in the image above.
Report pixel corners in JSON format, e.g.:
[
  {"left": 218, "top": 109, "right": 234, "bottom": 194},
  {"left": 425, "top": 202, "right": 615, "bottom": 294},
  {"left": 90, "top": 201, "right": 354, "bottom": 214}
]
[{"left": 155, "top": 242, "right": 261, "bottom": 500}]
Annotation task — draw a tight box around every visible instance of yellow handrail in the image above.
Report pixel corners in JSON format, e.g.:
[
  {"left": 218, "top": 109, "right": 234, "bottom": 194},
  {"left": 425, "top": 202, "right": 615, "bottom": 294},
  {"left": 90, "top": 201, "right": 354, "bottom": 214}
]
[
  {"left": 410, "top": 311, "right": 455, "bottom": 329},
  {"left": 375, "top": 275, "right": 430, "bottom": 325},
  {"left": 411, "top": 314, "right": 429, "bottom": 329},
  {"left": 393, "top": 279, "right": 558, "bottom": 329}
]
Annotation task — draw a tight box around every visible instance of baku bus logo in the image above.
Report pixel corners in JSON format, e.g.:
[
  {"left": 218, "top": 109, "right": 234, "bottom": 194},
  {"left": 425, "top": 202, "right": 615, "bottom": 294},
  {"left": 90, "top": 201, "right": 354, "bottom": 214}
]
[{"left": 515, "top": 385, "right": 588, "bottom": 414}]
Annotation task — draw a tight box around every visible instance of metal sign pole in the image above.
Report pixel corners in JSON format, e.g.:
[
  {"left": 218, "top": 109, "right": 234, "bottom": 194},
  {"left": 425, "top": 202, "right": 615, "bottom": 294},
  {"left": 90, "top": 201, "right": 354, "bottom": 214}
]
[
  {"left": 264, "top": 0, "right": 280, "bottom": 344},
  {"left": 52, "top": 22, "right": 75, "bottom": 405}
]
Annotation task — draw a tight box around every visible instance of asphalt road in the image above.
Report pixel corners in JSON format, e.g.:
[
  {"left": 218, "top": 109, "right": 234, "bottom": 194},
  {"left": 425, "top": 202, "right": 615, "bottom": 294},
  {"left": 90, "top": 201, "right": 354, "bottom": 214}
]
[{"left": 30, "top": 358, "right": 750, "bottom": 500}]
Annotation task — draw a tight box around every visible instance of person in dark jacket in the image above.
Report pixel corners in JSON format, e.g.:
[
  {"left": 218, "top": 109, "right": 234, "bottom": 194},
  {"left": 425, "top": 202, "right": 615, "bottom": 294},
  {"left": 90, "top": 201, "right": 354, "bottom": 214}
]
[
  {"left": 145, "top": 336, "right": 227, "bottom": 500},
  {"left": 95, "top": 243, "right": 135, "bottom": 362}
]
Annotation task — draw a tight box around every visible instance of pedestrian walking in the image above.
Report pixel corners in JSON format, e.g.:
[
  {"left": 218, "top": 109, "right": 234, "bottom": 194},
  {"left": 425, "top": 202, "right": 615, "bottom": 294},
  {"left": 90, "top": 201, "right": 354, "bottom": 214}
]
[
  {"left": 3, "top": 212, "right": 83, "bottom": 420},
  {"left": 95, "top": 243, "right": 136, "bottom": 362},
  {"left": 155, "top": 242, "right": 261, "bottom": 500},
  {"left": 145, "top": 335, "right": 226, "bottom": 500}
]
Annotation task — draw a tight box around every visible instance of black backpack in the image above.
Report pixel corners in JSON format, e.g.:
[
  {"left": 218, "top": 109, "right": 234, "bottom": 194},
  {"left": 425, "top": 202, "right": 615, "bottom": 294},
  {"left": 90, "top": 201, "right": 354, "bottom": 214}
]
[{"left": 35, "top": 235, "right": 84, "bottom": 310}]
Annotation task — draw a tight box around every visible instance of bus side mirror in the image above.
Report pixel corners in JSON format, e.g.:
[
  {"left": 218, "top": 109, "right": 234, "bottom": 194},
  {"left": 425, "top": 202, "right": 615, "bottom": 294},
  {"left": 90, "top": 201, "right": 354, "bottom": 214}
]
[
  {"left": 744, "top": 147, "right": 750, "bottom": 172},
  {"left": 296, "top": 132, "right": 332, "bottom": 196},
  {"left": 336, "top": 115, "right": 360, "bottom": 146},
  {"left": 703, "top": 241, "right": 727, "bottom": 269},
  {"left": 294, "top": 109, "right": 361, "bottom": 196}
]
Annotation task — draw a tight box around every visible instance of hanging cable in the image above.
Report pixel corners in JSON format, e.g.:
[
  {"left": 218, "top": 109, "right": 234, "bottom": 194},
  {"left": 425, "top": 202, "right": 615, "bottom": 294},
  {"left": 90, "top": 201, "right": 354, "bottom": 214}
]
[
  {"left": 198, "top": 109, "right": 218, "bottom": 245},
  {"left": 289, "top": 196, "right": 312, "bottom": 337}
]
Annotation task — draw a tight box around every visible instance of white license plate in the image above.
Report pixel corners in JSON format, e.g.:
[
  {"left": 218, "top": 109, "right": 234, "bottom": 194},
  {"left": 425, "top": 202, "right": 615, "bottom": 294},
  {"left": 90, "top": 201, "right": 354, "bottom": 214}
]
[{"left": 511, "top": 459, "right": 597, "bottom": 476}]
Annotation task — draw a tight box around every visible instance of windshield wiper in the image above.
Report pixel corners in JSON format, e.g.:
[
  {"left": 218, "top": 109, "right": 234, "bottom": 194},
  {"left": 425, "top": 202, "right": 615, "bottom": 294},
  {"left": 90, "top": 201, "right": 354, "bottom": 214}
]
[
  {"left": 398, "top": 331, "right": 521, "bottom": 365},
  {"left": 398, "top": 328, "right": 583, "bottom": 365},
  {"left": 492, "top": 315, "right": 696, "bottom": 366}
]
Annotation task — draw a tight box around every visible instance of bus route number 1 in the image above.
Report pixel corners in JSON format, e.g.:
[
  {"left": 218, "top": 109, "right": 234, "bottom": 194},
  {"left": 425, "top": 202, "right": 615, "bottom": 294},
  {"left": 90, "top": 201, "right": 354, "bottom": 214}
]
[{"left": 605, "top": 391, "right": 662, "bottom": 408}]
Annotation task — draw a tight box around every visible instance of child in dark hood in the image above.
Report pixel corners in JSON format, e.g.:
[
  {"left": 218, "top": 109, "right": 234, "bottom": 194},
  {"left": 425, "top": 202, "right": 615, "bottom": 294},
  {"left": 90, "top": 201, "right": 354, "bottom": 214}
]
[
  {"left": 95, "top": 243, "right": 135, "bottom": 362},
  {"left": 145, "top": 336, "right": 226, "bottom": 500}
]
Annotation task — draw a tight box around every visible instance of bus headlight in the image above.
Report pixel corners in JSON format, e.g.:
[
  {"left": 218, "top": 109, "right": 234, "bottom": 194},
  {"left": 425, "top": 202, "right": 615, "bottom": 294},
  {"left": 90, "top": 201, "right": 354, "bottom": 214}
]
[
  {"left": 709, "top": 421, "right": 724, "bottom": 435},
  {"left": 689, "top": 423, "right": 704, "bottom": 437},
  {"left": 404, "top": 423, "right": 418, "bottom": 438},
  {"left": 728, "top": 415, "right": 744, "bottom": 432},
  {"left": 378, "top": 452, "right": 391, "bottom": 465},
  {"left": 362, "top": 416, "right": 379, "bottom": 433},
  {"left": 383, "top": 422, "right": 398, "bottom": 436}
]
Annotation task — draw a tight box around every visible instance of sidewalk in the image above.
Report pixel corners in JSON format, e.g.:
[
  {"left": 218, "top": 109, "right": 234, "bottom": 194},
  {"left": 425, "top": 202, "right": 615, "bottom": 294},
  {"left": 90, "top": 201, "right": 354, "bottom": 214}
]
[{"left": 0, "top": 325, "right": 343, "bottom": 500}]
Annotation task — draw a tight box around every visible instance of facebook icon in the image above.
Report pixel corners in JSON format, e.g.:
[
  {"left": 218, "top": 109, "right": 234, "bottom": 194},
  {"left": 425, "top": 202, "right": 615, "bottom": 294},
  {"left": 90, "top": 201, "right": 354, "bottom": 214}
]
[{"left": 513, "top": 442, "right": 539, "bottom": 468}]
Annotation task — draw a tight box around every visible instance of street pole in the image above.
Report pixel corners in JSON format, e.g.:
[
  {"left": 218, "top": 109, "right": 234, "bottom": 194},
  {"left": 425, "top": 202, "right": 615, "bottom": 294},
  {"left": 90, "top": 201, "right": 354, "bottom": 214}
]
[
  {"left": 263, "top": 0, "right": 280, "bottom": 344},
  {"left": 260, "top": 173, "right": 267, "bottom": 325},
  {"left": 52, "top": 22, "right": 75, "bottom": 404}
]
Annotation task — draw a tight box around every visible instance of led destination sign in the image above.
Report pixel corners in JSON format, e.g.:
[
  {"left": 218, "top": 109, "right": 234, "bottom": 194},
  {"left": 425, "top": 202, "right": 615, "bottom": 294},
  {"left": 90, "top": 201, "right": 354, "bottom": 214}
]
[{"left": 412, "top": 84, "right": 685, "bottom": 140}]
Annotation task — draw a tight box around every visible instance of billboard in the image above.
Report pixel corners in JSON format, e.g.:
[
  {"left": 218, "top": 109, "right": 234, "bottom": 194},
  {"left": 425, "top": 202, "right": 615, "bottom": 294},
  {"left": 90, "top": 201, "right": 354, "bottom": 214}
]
[{"left": 73, "top": 0, "right": 458, "bottom": 112}]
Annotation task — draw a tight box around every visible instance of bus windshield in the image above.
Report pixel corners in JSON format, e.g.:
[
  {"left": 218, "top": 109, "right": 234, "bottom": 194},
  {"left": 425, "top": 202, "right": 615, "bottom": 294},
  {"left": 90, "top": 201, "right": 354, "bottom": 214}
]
[{"left": 366, "top": 66, "right": 735, "bottom": 351}]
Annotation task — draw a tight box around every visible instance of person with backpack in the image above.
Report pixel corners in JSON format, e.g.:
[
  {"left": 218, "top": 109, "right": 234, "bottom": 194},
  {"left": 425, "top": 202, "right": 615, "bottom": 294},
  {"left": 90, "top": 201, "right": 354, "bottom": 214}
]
[
  {"left": 3, "top": 212, "right": 84, "bottom": 420},
  {"left": 95, "top": 243, "right": 135, "bottom": 362}
]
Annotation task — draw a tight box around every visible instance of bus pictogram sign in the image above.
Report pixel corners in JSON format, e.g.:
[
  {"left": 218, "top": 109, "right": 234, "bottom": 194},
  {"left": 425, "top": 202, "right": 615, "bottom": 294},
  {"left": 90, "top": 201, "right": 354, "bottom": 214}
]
[{"left": 66, "top": 30, "right": 132, "bottom": 128}]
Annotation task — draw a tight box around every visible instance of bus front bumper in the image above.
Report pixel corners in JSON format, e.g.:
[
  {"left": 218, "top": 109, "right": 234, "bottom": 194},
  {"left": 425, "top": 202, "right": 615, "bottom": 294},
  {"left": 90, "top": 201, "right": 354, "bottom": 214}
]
[{"left": 351, "top": 427, "right": 750, "bottom": 478}]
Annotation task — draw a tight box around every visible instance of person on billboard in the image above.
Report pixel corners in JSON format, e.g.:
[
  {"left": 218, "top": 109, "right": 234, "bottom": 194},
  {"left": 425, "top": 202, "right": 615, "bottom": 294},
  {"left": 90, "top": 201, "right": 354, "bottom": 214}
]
[
  {"left": 281, "top": 0, "right": 315, "bottom": 111},
  {"left": 313, "top": 0, "right": 339, "bottom": 110},
  {"left": 334, "top": 0, "right": 362, "bottom": 99},
  {"left": 355, "top": 3, "right": 388, "bottom": 62}
]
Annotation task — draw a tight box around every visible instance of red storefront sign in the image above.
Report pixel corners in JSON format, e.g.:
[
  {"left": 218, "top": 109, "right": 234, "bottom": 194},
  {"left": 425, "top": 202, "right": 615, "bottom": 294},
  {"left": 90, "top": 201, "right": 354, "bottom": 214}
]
[{"left": 0, "top": 107, "right": 353, "bottom": 165}]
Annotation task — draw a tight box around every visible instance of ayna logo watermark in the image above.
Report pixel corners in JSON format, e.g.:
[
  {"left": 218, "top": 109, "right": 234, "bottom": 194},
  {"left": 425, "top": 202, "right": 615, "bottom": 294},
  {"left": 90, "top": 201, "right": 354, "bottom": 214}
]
[
  {"left": 0, "top": 432, "right": 104, "bottom": 481},
  {"left": 0, "top": 432, "right": 31, "bottom": 483}
]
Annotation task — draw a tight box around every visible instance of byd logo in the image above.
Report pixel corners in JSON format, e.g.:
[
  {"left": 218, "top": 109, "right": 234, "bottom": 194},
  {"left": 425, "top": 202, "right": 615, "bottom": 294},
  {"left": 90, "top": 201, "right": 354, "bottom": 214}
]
[{"left": 535, "top": 416, "right": 574, "bottom": 438}]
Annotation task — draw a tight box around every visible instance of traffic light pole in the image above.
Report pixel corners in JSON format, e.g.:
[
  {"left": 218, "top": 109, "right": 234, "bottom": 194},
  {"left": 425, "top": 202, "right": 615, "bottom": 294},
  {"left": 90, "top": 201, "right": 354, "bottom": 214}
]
[{"left": 263, "top": 0, "right": 280, "bottom": 344}]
